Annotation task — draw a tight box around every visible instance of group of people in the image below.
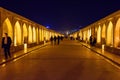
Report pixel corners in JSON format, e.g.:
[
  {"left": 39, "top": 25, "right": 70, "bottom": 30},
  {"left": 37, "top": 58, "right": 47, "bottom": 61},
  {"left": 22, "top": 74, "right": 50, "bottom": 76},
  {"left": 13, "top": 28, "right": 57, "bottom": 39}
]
[
  {"left": 50, "top": 36, "right": 63, "bottom": 45},
  {"left": 89, "top": 35, "right": 96, "bottom": 46}
]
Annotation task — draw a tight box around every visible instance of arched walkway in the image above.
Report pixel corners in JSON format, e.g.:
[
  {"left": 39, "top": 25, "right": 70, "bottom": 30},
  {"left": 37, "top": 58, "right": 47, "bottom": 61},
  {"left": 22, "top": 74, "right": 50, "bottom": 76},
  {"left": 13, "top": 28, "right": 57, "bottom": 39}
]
[
  {"left": 114, "top": 18, "right": 120, "bottom": 47},
  {"left": 102, "top": 24, "right": 106, "bottom": 44},
  {"left": 33, "top": 27, "right": 36, "bottom": 42},
  {"left": 2, "top": 18, "right": 13, "bottom": 40},
  {"left": 97, "top": 25, "right": 101, "bottom": 43},
  {"left": 106, "top": 21, "right": 113, "bottom": 46},
  {"left": 14, "top": 21, "right": 22, "bottom": 46},
  {"left": 28, "top": 25, "right": 33, "bottom": 43},
  {"left": 23, "top": 23, "right": 28, "bottom": 43}
]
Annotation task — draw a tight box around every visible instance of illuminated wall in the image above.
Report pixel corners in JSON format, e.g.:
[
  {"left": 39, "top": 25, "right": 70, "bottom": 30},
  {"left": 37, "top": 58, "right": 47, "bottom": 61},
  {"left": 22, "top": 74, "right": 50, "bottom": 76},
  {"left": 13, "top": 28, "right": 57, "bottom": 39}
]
[
  {"left": 106, "top": 21, "right": 113, "bottom": 46},
  {"left": 87, "top": 29, "right": 91, "bottom": 42},
  {"left": 23, "top": 23, "right": 28, "bottom": 43},
  {"left": 33, "top": 27, "right": 36, "bottom": 42},
  {"left": 97, "top": 25, "right": 101, "bottom": 43},
  {"left": 114, "top": 18, "right": 120, "bottom": 47},
  {"left": 2, "top": 18, "right": 13, "bottom": 41},
  {"left": 14, "top": 21, "right": 22, "bottom": 46},
  {"left": 39, "top": 28, "right": 42, "bottom": 41},
  {"left": 28, "top": 25, "right": 33, "bottom": 43}
]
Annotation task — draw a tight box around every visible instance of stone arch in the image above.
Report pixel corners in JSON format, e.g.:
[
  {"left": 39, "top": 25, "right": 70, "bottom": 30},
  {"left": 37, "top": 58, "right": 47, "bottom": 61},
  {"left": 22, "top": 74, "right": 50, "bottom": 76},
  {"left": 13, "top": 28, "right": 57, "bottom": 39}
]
[
  {"left": 97, "top": 25, "right": 101, "bottom": 43},
  {"left": 2, "top": 18, "right": 13, "bottom": 40},
  {"left": 14, "top": 21, "right": 22, "bottom": 46},
  {"left": 114, "top": 18, "right": 120, "bottom": 47},
  {"left": 106, "top": 21, "right": 113, "bottom": 46},
  {"left": 33, "top": 26, "right": 36, "bottom": 42},
  {"left": 102, "top": 24, "right": 106, "bottom": 44},
  {"left": 28, "top": 25, "right": 33, "bottom": 43},
  {"left": 23, "top": 23, "right": 28, "bottom": 43}
]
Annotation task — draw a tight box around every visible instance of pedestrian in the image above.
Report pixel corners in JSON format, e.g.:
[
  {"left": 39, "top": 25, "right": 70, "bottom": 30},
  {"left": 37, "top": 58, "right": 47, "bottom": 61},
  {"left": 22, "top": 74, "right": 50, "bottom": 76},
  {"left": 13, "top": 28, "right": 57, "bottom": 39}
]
[
  {"left": 90, "top": 35, "right": 93, "bottom": 46},
  {"left": 2, "top": 33, "right": 12, "bottom": 59},
  {"left": 57, "top": 36, "right": 60, "bottom": 45},
  {"left": 50, "top": 36, "right": 53, "bottom": 45},
  {"left": 54, "top": 36, "right": 57, "bottom": 45}
]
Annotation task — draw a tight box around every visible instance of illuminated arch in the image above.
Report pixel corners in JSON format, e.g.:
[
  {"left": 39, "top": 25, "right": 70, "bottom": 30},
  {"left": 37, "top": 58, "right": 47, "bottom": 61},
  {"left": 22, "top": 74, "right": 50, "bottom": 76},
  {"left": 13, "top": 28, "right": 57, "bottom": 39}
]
[
  {"left": 39, "top": 28, "right": 42, "bottom": 41},
  {"left": 106, "top": 21, "right": 113, "bottom": 46},
  {"left": 14, "top": 21, "right": 22, "bottom": 46},
  {"left": 2, "top": 18, "right": 13, "bottom": 40},
  {"left": 102, "top": 24, "right": 106, "bottom": 44},
  {"left": 23, "top": 23, "right": 28, "bottom": 43},
  {"left": 97, "top": 25, "right": 101, "bottom": 43},
  {"left": 33, "top": 27, "right": 36, "bottom": 42},
  {"left": 114, "top": 18, "right": 120, "bottom": 47},
  {"left": 28, "top": 25, "right": 33, "bottom": 43},
  {"left": 87, "top": 29, "right": 91, "bottom": 42}
]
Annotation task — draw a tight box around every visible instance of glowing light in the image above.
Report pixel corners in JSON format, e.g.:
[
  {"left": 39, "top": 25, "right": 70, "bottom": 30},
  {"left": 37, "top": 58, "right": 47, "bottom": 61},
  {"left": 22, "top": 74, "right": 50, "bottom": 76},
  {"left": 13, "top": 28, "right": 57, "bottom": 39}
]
[{"left": 24, "top": 43, "right": 27, "bottom": 53}]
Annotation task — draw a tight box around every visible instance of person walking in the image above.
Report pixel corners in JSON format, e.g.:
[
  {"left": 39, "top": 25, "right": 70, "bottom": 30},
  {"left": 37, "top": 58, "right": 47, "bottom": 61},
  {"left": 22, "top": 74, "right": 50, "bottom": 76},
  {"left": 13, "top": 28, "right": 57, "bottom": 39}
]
[
  {"left": 54, "top": 36, "right": 57, "bottom": 45},
  {"left": 2, "top": 33, "right": 12, "bottom": 59},
  {"left": 57, "top": 36, "right": 60, "bottom": 45},
  {"left": 50, "top": 36, "right": 54, "bottom": 45}
]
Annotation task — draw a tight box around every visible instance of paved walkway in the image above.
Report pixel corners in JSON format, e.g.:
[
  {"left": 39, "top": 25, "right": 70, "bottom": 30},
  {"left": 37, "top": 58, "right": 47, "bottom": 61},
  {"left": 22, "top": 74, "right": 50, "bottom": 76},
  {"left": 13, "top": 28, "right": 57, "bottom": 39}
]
[
  {"left": 0, "top": 42, "right": 49, "bottom": 65},
  {"left": 80, "top": 41, "right": 120, "bottom": 69},
  {"left": 0, "top": 39, "right": 120, "bottom": 80}
]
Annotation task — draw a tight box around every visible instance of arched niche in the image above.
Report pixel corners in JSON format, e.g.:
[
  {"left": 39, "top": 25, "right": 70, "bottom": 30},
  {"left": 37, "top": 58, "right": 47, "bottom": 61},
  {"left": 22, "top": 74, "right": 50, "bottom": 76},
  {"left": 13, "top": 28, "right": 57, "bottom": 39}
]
[
  {"left": 14, "top": 21, "right": 22, "bottom": 46},
  {"left": 33, "top": 27, "right": 36, "bottom": 42},
  {"left": 2, "top": 18, "right": 13, "bottom": 40},
  {"left": 28, "top": 25, "right": 33, "bottom": 43},
  {"left": 23, "top": 23, "right": 28, "bottom": 43},
  {"left": 102, "top": 24, "right": 106, "bottom": 44},
  {"left": 106, "top": 21, "right": 113, "bottom": 46},
  {"left": 114, "top": 18, "right": 120, "bottom": 47},
  {"left": 97, "top": 25, "right": 101, "bottom": 43}
]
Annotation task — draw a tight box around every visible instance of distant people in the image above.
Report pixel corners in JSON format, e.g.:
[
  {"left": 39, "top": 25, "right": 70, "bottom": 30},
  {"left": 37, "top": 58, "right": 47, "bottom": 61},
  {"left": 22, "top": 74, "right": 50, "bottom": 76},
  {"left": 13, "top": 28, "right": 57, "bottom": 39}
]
[
  {"left": 2, "top": 33, "right": 12, "bottom": 59},
  {"left": 90, "top": 35, "right": 93, "bottom": 46},
  {"left": 54, "top": 36, "right": 57, "bottom": 45},
  {"left": 50, "top": 36, "right": 54, "bottom": 45},
  {"left": 93, "top": 36, "right": 96, "bottom": 46},
  {"left": 57, "top": 36, "right": 60, "bottom": 45}
]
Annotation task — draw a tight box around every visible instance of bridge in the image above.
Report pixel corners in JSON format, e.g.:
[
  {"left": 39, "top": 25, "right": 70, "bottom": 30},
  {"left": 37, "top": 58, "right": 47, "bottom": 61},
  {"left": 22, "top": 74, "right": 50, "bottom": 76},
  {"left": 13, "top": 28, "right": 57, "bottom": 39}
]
[{"left": 0, "top": 7, "right": 120, "bottom": 80}]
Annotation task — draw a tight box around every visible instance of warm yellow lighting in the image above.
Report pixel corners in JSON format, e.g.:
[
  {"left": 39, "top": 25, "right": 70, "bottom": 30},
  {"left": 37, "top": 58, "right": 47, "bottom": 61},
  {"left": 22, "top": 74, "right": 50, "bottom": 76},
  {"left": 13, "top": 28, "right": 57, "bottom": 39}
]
[
  {"left": 3, "top": 18, "right": 13, "bottom": 41},
  {"left": 2, "top": 59, "right": 6, "bottom": 62},
  {"left": 24, "top": 43, "right": 27, "bottom": 53},
  {"left": 2, "top": 64, "right": 6, "bottom": 67},
  {"left": 97, "top": 26, "right": 101, "bottom": 43},
  {"left": 13, "top": 55, "right": 17, "bottom": 58},
  {"left": 114, "top": 18, "right": 120, "bottom": 47},
  {"left": 106, "top": 21, "right": 113, "bottom": 46},
  {"left": 33, "top": 27, "right": 36, "bottom": 42},
  {"left": 102, "top": 44, "right": 105, "bottom": 50},
  {"left": 14, "top": 21, "right": 22, "bottom": 46},
  {"left": 23, "top": 23, "right": 28, "bottom": 43},
  {"left": 28, "top": 25, "right": 33, "bottom": 43}
]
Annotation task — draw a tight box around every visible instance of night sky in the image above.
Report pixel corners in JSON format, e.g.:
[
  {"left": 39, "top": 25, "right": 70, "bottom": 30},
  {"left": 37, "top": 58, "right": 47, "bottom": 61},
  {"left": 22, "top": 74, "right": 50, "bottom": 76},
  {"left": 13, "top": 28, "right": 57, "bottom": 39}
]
[{"left": 0, "top": 0, "right": 120, "bottom": 32}]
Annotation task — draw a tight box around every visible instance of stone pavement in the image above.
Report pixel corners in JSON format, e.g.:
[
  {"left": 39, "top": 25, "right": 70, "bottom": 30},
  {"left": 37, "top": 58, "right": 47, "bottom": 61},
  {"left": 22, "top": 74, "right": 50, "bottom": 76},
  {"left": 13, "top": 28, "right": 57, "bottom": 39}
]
[
  {"left": 0, "top": 42, "right": 49, "bottom": 65},
  {"left": 80, "top": 41, "right": 120, "bottom": 69}
]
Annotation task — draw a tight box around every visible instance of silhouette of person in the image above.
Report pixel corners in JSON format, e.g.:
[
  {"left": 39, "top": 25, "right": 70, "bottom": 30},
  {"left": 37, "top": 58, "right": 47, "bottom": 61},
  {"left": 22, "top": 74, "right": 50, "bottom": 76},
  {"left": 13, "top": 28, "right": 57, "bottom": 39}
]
[
  {"left": 57, "top": 36, "right": 60, "bottom": 45},
  {"left": 2, "top": 33, "right": 12, "bottom": 59},
  {"left": 50, "top": 36, "right": 54, "bottom": 45},
  {"left": 54, "top": 36, "right": 57, "bottom": 45}
]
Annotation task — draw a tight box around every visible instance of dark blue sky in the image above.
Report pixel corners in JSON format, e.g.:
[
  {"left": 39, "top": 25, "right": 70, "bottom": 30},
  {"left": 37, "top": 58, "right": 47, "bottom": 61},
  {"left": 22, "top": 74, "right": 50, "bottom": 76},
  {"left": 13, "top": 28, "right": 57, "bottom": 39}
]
[{"left": 0, "top": 0, "right": 120, "bottom": 32}]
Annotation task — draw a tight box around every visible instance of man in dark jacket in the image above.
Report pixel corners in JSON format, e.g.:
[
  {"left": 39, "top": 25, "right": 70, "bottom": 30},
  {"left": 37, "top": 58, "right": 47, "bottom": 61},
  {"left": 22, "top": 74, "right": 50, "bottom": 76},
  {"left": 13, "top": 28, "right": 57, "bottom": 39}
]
[{"left": 2, "top": 33, "right": 12, "bottom": 59}]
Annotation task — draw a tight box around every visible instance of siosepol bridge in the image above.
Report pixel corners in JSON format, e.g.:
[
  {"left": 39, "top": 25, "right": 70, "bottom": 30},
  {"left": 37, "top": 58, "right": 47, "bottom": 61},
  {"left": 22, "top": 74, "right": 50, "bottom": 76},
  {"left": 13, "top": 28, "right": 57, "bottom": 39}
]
[
  {"left": 0, "top": 7, "right": 63, "bottom": 53},
  {"left": 70, "top": 10, "right": 120, "bottom": 54}
]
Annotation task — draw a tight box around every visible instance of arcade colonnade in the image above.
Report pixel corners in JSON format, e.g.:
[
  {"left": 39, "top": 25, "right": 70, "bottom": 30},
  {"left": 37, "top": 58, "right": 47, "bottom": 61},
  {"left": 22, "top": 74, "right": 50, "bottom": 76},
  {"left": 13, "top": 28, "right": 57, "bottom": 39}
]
[
  {"left": 71, "top": 10, "right": 120, "bottom": 54},
  {"left": 0, "top": 7, "right": 62, "bottom": 52}
]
